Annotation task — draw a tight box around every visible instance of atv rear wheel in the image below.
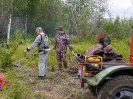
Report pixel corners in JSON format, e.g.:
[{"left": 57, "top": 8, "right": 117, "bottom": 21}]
[{"left": 97, "top": 75, "right": 133, "bottom": 99}]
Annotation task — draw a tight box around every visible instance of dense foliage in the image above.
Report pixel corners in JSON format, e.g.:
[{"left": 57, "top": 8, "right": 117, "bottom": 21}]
[{"left": 0, "top": 0, "right": 132, "bottom": 39}]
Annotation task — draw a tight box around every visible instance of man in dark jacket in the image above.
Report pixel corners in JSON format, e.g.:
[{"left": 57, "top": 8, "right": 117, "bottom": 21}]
[
  {"left": 96, "top": 32, "right": 111, "bottom": 47},
  {"left": 95, "top": 32, "right": 117, "bottom": 59},
  {"left": 85, "top": 32, "right": 113, "bottom": 56},
  {"left": 53, "top": 26, "right": 74, "bottom": 70}
]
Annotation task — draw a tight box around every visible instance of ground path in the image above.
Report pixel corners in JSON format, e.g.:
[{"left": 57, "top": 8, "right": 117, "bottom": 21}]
[{"left": 13, "top": 64, "right": 95, "bottom": 99}]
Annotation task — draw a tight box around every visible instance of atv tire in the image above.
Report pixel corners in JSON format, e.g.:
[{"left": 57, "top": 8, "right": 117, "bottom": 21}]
[
  {"left": 97, "top": 75, "right": 133, "bottom": 99},
  {"left": 88, "top": 85, "right": 97, "bottom": 96}
]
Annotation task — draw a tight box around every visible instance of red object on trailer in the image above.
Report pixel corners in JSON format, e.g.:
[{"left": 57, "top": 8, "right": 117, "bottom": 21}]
[
  {"left": 0, "top": 74, "right": 10, "bottom": 90},
  {"left": 130, "top": 35, "right": 133, "bottom": 66}
]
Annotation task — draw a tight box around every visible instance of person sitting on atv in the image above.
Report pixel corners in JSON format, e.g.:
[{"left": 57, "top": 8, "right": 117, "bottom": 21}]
[
  {"left": 94, "top": 32, "right": 124, "bottom": 62},
  {"left": 95, "top": 32, "right": 114, "bottom": 57},
  {"left": 86, "top": 32, "right": 121, "bottom": 60},
  {"left": 85, "top": 32, "right": 126, "bottom": 68}
]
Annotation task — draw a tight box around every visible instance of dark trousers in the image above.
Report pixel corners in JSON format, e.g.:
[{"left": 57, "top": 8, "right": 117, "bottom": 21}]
[{"left": 56, "top": 52, "right": 68, "bottom": 70}]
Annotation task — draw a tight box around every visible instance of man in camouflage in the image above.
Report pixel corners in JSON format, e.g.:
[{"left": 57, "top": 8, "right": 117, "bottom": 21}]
[
  {"left": 23, "top": 27, "right": 50, "bottom": 80},
  {"left": 53, "top": 26, "right": 74, "bottom": 70},
  {"left": 85, "top": 32, "right": 113, "bottom": 56},
  {"left": 93, "top": 32, "right": 118, "bottom": 59},
  {"left": 96, "top": 32, "right": 111, "bottom": 48}
]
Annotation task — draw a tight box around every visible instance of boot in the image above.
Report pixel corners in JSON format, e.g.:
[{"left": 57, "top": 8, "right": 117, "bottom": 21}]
[{"left": 36, "top": 75, "right": 45, "bottom": 80}]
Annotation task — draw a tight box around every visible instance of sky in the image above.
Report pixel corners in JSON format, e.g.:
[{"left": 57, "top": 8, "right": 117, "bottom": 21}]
[
  {"left": 105, "top": 0, "right": 133, "bottom": 19},
  {"left": 63, "top": 0, "right": 133, "bottom": 19}
]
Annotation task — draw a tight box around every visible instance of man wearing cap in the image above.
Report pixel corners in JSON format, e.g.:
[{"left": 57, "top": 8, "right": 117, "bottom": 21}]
[
  {"left": 23, "top": 27, "right": 50, "bottom": 80},
  {"left": 94, "top": 32, "right": 115, "bottom": 57},
  {"left": 53, "top": 26, "right": 74, "bottom": 70},
  {"left": 96, "top": 32, "right": 111, "bottom": 47}
]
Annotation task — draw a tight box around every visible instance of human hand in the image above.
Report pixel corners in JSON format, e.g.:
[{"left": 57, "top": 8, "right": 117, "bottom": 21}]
[
  {"left": 53, "top": 49, "right": 56, "bottom": 53},
  {"left": 23, "top": 50, "right": 28, "bottom": 54}
]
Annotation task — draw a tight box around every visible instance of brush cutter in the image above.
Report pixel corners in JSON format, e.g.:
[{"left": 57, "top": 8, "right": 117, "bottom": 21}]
[
  {"left": 13, "top": 51, "right": 38, "bottom": 67},
  {"left": 13, "top": 48, "right": 50, "bottom": 67}
]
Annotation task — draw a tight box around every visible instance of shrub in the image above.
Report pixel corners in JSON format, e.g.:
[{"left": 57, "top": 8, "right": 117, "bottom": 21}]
[
  {"left": 0, "top": 50, "right": 13, "bottom": 69},
  {"left": 0, "top": 71, "right": 32, "bottom": 99}
]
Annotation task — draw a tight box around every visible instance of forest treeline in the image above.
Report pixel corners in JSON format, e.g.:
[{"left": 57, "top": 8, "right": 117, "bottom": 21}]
[{"left": 0, "top": 0, "right": 133, "bottom": 39}]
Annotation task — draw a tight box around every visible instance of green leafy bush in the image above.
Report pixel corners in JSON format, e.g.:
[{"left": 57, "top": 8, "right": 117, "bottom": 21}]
[
  {"left": 5, "top": 82, "right": 31, "bottom": 99},
  {"left": 0, "top": 50, "right": 13, "bottom": 69},
  {"left": 0, "top": 71, "right": 32, "bottom": 99}
]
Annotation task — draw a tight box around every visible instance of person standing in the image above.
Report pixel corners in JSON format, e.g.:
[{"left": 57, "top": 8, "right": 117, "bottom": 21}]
[
  {"left": 53, "top": 26, "right": 74, "bottom": 70},
  {"left": 23, "top": 27, "right": 50, "bottom": 80}
]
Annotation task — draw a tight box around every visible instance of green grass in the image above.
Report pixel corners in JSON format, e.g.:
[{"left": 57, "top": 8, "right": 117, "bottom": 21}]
[{"left": 0, "top": 33, "right": 131, "bottom": 99}]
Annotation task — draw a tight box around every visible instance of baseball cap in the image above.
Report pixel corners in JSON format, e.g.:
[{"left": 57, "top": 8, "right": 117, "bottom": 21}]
[
  {"left": 36, "top": 27, "right": 42, "bottom": 31},
  {"left": 57, "top": 26, "right": 63, "bottom": 31},
  {"left": 96, "top": 32, "right": 104, "bottom": 40}
]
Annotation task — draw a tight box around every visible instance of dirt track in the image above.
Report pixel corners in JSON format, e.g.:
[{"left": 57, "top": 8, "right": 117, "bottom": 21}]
[{"left": 13, "top": 65, "right": 96, "bottom": 99}]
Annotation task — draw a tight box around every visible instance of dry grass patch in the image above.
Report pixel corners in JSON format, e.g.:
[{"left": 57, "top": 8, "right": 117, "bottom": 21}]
[{"left": 12, "top": 64, "right": 95, "bottom": 99}]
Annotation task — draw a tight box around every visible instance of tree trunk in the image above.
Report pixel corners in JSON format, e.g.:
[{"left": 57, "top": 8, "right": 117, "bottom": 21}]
[
  {"left": 25, "top": 17, "right": 27, "bottom": 33},
  {"left": 7, "top": 13, "right": 12, "bottom": 43}
]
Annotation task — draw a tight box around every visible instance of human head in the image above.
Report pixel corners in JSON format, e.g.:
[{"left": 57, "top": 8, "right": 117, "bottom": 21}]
[
  {"left": 35, "top": 27, "right": 43, "bottom": 35},
  {"left": 57, "top": 26, "right": 64, "bottom": 34},
  {"left": 96, "top": 32, "right": 104, "bottom": 40}
]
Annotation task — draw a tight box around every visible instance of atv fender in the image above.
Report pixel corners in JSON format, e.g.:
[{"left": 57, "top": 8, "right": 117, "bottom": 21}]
[{"left": 85, "top": 65, "right": 133, "bottom": 86}]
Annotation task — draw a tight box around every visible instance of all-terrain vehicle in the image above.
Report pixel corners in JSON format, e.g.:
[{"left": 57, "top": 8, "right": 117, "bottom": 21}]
[{"left": 75, "top": 36, "right": 133, "bottom": 99}]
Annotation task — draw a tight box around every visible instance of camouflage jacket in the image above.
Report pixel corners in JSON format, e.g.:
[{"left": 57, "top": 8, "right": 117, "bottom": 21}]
[
  {"left": 53, "top": 33, "right": 73, "bottom": 53},
  {"left": 99, "top": 36, "right": 111, "bottom": 47},
  {"left": 85, "top": 36, "right": 114, "bottom": 56}
]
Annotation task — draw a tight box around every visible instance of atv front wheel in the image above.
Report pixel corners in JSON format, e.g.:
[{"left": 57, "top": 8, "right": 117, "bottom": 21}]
[{"left": 97, "top": 75, "right": 133, "bottom": 99}]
